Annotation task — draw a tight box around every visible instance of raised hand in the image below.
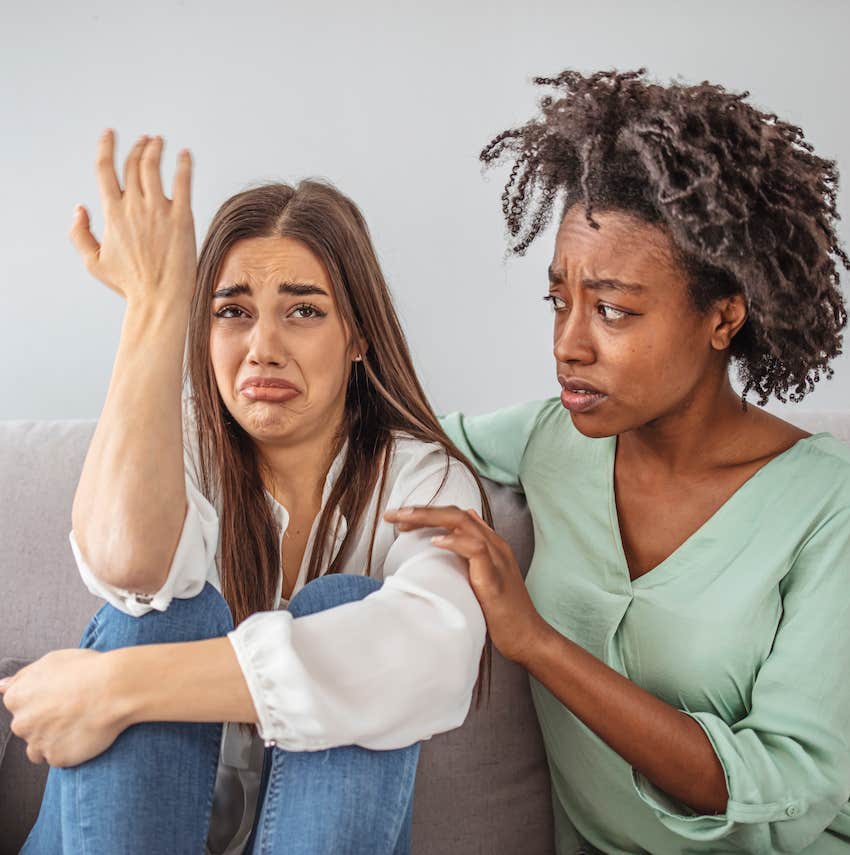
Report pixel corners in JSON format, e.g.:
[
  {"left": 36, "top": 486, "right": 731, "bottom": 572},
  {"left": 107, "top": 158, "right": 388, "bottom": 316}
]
[{"left": 68, "top": 129, "right": 197, "bottom": 309}]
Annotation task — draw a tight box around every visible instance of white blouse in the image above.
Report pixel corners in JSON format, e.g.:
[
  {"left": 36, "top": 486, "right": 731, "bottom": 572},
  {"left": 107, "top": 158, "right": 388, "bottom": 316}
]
[{"left": 69, "top": 398, "right": 487, "bottom": 854}]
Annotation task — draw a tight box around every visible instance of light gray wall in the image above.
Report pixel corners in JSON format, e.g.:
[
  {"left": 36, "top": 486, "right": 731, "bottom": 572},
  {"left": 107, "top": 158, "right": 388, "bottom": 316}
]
[{"left": 3, "top": 0, "right": 848, "bottom": 421}]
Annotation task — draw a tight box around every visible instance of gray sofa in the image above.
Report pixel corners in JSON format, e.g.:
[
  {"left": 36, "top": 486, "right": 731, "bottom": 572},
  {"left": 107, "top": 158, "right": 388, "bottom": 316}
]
[{"left": 2, "top": 412, "right": 848, "bottom": 854}]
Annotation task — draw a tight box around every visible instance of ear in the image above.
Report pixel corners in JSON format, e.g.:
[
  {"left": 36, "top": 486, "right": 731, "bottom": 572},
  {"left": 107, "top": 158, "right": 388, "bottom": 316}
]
[
  {"left": 709, "top": 294, "right": 748, "bottom": 351},
  {"left": 350, "top": 333, "right": 369, "bottom": 363}
]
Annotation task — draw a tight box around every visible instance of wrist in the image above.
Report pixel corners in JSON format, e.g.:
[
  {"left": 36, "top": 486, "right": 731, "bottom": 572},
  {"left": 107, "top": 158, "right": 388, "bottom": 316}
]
[
  {"left": 511, "top": 614, "right": 554, "bottom": 669},
  {"left": 102, "top": 647, "right": 146, "bottom": 729},
  {"left": 124, "top": 297, "right": 190, "bottom": 332}
]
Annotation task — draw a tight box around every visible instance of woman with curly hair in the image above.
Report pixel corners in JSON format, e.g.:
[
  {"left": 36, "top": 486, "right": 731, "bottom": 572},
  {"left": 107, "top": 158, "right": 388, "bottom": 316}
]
[{"left": 387, "top": 69, "right": 850, "bottom": 853}]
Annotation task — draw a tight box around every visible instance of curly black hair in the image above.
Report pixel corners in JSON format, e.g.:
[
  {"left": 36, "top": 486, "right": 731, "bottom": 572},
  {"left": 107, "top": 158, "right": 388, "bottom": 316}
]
[{"left": 481, "top": 68, "right": 849, "bottom": 405}]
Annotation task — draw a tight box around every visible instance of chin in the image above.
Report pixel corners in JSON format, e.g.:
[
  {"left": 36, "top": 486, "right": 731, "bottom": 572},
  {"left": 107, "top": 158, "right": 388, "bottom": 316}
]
[
  {"left": 234, "top": 401, "right": 299, "bottom": 438},
  {"left": 568, "top": 411, "right": 620, "bottom": 439}
]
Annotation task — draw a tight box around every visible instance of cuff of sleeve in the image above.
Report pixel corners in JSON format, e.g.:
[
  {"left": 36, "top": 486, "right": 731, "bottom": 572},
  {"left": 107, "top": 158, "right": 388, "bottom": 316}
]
[
  {"left": 631, "top": 710, "right": 803, "bottom": 843},
  {"left": 632, "top": 767, "right": 736, "bottom": 842},
  {"left": 227, "top": 610, "right": 327, "bottom": 751},
  {"left": 70, "top": 474, "right": 218, "bottom": 617}
]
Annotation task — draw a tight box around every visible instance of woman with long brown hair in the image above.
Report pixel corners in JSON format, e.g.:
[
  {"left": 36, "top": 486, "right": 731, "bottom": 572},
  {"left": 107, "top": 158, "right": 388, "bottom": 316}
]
[{"left": 2, "top": 130, "right": 490, "bottom": 854}]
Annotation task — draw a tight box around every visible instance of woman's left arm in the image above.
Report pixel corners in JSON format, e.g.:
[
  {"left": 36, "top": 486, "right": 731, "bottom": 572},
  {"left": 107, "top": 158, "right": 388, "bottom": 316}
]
[
  {"left": 384, "top": 504, "right": 850, "bottom": 852},
  {"left": 0, "top": 635, "right": 257, "bottom": 767}
]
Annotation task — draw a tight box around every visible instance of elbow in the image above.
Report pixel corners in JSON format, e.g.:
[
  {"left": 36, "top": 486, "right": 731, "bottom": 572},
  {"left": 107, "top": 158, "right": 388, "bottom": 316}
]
[
  {"left": 105, "top": 564, "right": 170, "bottom": 594},
  {"left": 73, "top": 532, "right": 169, "bottom": 593},
  {"left": 688, "top": 758, "right": 729, "bottom": 816}
]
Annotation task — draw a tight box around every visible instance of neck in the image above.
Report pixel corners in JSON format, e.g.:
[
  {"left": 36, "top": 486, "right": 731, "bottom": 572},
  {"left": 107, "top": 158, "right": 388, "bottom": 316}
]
[
  {"left": 257, "top": 406, "right": 346, "bottom": 513},
  {"left": 617, "top": 370, "right": 748, "bottom": 476}
]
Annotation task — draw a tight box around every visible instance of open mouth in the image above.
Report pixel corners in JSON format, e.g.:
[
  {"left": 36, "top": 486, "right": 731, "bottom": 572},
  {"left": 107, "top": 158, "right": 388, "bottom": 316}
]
[{"left": 558, "top": 376, "right": 608, "bottom": 414}]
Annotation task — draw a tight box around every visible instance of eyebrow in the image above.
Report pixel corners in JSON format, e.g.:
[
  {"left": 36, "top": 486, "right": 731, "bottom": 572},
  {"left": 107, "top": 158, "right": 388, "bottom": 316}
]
[
  {"left": 212, "top": 282, "right": 329, "bottom": 299},
  {"left": 547, "top": 266, "right": 645, "bottom": 295}
]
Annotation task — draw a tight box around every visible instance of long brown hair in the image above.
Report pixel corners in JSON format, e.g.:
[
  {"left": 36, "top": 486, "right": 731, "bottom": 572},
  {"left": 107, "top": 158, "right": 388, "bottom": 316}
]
[{"left": 185, "top": 179, "right": 492, "bottom": 700}]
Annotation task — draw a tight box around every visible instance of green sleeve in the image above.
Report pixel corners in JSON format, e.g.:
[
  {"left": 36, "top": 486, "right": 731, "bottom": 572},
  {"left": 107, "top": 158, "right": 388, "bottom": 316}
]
[
  {"left": 631, "top": 506, "right": 850, "bottom": 852},
  {"left": 438, "top": 399, "right": 551, "bottom": 491}
]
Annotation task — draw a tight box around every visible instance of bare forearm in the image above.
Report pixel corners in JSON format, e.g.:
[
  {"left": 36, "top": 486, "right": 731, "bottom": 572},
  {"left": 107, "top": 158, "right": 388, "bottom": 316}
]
[
  {"left": 72, "top": 300, "right": 190, "bottom": 591},
  {"left": 107, "top": 637, "right": 257, "bottom": 728},
  {"left": 522, "top": 623, "right": 728, "bottom": 815}
]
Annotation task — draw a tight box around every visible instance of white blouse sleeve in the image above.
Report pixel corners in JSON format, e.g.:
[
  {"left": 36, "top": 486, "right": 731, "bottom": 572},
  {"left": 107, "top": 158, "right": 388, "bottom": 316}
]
[
  {"left": 226, "top": 449, "right": 487, "bottom": 751},
  {"left": 70, "top": 399, "right": 220, "bottom": 618}
]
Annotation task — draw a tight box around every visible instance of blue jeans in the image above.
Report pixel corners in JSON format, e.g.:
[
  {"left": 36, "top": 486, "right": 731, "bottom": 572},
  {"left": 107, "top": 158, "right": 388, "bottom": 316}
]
[{"left": 22, "top": 575, "right": 420, "bottom": 855}]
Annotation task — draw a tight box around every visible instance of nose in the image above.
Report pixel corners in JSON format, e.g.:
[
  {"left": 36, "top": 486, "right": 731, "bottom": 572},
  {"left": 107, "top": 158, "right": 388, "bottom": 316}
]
[
  {"left": 553, "top": 307, "right": 595, "bottom": 367},
  {"left": 246, "top": 313, "right": 288, "bottom": 366}
]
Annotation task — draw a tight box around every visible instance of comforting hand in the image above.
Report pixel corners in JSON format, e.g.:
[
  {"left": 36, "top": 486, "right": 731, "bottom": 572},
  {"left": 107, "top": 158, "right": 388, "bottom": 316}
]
[
  {"left": 68, "top": 129, "right": 197, "bottom": 308},
  {"left": 383, "top": 505, "right": 548, "bottom": 664},
  {"left": 0, "top": 649, "right": 127, "bottom": 767}
]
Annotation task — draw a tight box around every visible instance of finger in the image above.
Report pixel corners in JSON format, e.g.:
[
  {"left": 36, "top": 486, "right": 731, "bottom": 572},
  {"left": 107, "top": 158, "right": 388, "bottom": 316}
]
[
  {"left": 172, "top": 147, "right": 192, "bottom": 210},
  {"left": 384, "top": 505, "right": 476, "bottom": 533},
  {"left": 25, "top": 744, "right": 45, "bottom": 765},
  {"left": 95, "top": 128, "right": 121, "bottom": 209},
  {"left": 140, "top": 135, "right": 165, "bottom": 201},
  {"left": 68, "top": 205, "right": 101, "bottom": 268},
  {"left": 123, "top": 134, "right": 150, "bottom": 198},
  {"left": 431, "top": 532, "right": 493, "bottom": 562}
]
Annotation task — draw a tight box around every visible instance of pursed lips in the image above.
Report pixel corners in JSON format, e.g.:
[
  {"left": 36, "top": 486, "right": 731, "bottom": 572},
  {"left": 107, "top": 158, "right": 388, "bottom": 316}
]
[{"left": 239, "top": 376, "right": 302, "bottom": 401}]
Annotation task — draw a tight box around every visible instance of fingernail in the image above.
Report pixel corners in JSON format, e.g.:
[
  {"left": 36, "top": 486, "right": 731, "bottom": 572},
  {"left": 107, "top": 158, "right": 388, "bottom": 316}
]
[
  {"left": 0, "top": 678, "right": 10, "bottom": 689},
  {"left": 431, "top": 535, "right": 447, "bottom": 544},
  {"left": 396, "top": 507, "right": 413, "bottom": 517}
]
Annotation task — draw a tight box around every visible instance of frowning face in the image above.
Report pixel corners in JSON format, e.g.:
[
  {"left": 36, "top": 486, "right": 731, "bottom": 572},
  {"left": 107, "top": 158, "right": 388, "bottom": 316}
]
[
  {"left": 548, "top": 204, "right": 731, "bottom": 437},
  {"left": 209, "top": 235, "right": 362, "bottom": 449}
]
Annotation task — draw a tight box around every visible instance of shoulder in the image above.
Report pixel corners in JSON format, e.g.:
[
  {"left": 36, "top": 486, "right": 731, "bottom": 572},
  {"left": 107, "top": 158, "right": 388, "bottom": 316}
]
[
  {"left": 529, "top": 396, "right": 578, "bottom": 438},
  {"left": 385, "top": 431, "right": 481, "bottom": 508},
  {"left": 520, "top": 396, "right": 602, "bottom": 469},
  {"left": 788, "top": 433, "right": 850, "bottom": 507}
]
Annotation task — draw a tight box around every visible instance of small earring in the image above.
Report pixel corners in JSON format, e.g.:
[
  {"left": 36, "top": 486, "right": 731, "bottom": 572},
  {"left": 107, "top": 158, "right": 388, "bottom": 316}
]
[{"left": 353, "top": 354, "right": 363, "bottom": 362}]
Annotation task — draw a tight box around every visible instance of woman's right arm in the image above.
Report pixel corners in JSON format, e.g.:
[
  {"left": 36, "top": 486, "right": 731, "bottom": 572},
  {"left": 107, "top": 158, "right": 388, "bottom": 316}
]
[{"left": 68, "top": 130, "right": 197, "bottom": 594}]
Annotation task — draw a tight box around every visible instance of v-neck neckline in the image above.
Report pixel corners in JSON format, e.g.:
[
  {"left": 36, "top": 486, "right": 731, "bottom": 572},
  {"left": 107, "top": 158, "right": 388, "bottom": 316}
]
[{"left": 607, "top": 431, "right": 829, "bottom": 588}]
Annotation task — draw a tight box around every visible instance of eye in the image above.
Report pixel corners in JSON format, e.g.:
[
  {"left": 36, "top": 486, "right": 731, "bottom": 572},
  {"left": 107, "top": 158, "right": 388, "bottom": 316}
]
[
  {"left": 213, "top": 305, "right": 247, "bottom": 319},
  {"left": 598, "top": 304, "right": 629, "bottom": 322},
  {"left": 543, "top": 294, "right": 567, "bottom": 312},
  {"left": 290, "top": 303, "right": 326, "bottom": 320}
]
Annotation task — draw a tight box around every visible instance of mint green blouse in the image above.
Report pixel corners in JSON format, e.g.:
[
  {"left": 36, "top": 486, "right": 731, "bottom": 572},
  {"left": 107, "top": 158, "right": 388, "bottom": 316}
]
[{"left": 440, "top": 398, "right": 850, "bottom": 855}]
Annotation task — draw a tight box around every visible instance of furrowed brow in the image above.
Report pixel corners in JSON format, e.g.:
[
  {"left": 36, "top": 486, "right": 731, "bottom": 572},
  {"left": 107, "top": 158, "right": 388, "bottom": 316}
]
[
  {"left": 278, "top": 282, "right": 328, "bottom": 297},
  {"left": 582, "top": 277, "right": 645, "bottom": 295},
  {"left": 212, "top": 282, "right": 329, "bottom": 299}
]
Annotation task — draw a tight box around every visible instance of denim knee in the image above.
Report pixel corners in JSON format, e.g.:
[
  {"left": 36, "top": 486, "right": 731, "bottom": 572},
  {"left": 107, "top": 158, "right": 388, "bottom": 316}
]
[
  {"left": 288, "top": 574, "right": 382, "bottom": 619},
  {"left": 84, "top": 582, "right": 234, "bottom": 652}
]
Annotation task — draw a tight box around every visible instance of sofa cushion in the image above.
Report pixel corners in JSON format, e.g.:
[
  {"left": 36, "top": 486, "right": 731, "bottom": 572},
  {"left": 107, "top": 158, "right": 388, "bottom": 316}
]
[
  {"left": 0, "top": 420, "right": 101, "bottom": 664},
  {"left": 0, "top": 657, "right": 25, "bottom": 767},
  {"left": 0, "top": 657, "right": 48, "bottom": 855}
]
